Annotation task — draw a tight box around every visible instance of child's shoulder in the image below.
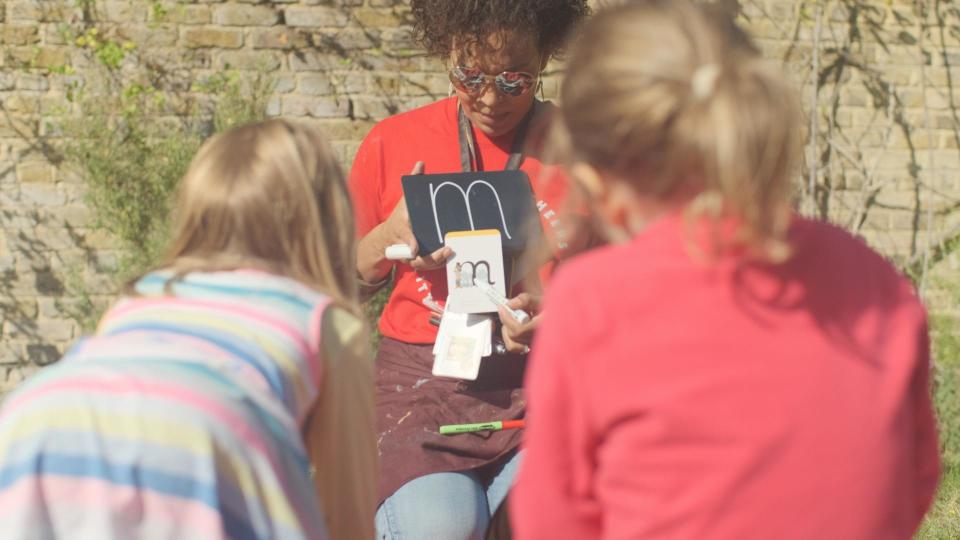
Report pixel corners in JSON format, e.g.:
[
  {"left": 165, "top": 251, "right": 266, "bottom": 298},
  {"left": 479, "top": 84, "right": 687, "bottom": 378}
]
[
  {"left": 790, "top": 216, "right": 924, "bottom": 316},
  {"left": 792, "top": 217, "right": 892, "bottom": 266},
  {"left": 792, "top": 217, "right": 917, "bottom": 291},
  {"left": 544, "top": 239, "right": 655, "bottom": 328},
  {"left": 551, "top": 242, "right": 637, "bottom": 289},
  {"left": 132, "top": 268, "right": 333, "bottom": 311},
  {"left": 549, "top": 218, "right": 680, "bottom": 297}
]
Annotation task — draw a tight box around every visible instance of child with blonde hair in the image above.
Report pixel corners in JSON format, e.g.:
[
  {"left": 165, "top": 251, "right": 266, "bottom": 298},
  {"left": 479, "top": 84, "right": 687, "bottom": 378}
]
[
  {"left": 512, "top": 1, "right": 940, "bottom": 538},
  {"left": 0, "top": 120, "right": 376, "bottom": 540}
]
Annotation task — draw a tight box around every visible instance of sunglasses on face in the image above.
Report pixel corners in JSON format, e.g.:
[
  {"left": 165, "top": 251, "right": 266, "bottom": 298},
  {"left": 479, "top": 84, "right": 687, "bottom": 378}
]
[{"left": 449, "top": 66, "right": 537, "bottom": 97}]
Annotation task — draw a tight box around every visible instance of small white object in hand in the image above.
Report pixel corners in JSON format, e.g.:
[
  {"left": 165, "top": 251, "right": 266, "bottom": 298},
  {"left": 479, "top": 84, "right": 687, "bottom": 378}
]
[{"left": 385, "top": 244, "right": 414, "bottom": 260}]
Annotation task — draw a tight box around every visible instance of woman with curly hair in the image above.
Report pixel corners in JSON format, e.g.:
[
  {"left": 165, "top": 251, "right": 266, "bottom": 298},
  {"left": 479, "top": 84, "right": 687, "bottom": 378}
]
[{"left": 348, "top": 1, "right": 589, "bottom": 537}]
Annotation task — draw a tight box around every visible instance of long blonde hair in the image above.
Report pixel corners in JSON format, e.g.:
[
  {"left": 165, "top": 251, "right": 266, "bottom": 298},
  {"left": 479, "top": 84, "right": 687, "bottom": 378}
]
[
  {"left": 145, "top": 119, "right": 359, "bottom": 310},
  {"left": 560, "top": 0, "right": 800, "bottom": 261}
]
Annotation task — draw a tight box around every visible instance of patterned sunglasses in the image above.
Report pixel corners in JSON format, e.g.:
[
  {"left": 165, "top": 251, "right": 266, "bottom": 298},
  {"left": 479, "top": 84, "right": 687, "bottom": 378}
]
[{"left": 449, "top": 66, "right": 538, "bottom": 97}]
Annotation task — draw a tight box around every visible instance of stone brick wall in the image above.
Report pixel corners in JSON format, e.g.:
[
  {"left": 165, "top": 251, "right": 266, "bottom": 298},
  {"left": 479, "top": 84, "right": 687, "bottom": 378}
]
[
  {"left": 1, "top": 0, "right": 959, "bottom": 394},
  {"left": 741, "top": 0, "right": 960, "bottom": 311}
]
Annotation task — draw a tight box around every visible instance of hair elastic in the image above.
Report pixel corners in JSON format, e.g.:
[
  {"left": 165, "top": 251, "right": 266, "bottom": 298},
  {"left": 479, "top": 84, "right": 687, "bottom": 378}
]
[{"left": 691, "top": 64, "right": 721, "bottom": 100}]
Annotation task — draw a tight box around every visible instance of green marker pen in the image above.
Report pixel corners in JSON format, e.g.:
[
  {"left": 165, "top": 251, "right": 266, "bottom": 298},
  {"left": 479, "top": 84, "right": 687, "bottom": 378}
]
[{"left": 439, "top": 419, "right": 525, "bottom": 435}]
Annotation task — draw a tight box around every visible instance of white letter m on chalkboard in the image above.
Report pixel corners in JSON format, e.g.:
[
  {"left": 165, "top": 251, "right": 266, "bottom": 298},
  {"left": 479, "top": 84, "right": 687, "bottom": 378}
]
[{"left": 429, "top": 180, "right": 513, "bottom": 244}]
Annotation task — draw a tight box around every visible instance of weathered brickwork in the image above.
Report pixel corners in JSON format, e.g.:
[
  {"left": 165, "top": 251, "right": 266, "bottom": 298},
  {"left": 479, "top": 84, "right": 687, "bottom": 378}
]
[{"left": 1, "top": 0, "right": 958, "bottom": 393}]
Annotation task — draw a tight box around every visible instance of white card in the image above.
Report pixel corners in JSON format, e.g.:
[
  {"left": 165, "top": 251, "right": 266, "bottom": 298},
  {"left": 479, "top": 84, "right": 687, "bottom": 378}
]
[
  {"left": 432, "top": 313, "right": 492, "bottom": 380},
  {"left": 445, "top": 230, "right": 506, "bottom": 314},
  {"left": 433, "top": 311, "right": 466, "bottom": 355}
]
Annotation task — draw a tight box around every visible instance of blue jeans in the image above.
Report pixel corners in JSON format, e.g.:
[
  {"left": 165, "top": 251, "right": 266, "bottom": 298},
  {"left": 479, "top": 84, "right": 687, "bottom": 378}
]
[{"left": 375, "top": 451, "right": 521, "bottom": 539}]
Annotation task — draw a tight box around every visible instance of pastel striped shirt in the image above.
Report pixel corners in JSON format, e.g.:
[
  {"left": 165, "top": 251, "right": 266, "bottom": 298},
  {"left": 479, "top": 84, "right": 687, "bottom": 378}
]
[{"left": 0, "top": 270, "right": 333, "bottom": 539}]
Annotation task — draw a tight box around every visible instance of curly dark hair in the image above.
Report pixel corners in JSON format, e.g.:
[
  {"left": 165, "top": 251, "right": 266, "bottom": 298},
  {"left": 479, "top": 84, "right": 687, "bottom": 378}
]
[{"left": 410, "top": 0, "right": 590, "bottom": 61}]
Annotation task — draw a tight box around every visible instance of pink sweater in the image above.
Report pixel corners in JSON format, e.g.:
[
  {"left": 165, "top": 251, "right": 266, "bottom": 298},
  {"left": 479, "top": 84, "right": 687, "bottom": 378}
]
[{"left": 512, "top": 214, "right": 939, "bottom": 540}]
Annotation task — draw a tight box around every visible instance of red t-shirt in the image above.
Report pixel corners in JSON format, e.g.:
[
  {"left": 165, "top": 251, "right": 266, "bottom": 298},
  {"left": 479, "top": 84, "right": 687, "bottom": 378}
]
[
  {"left": 349, "top": 97, "right": 570, "bottom": 344},
  {"left": 512, "top": 214, "right": 940, "bottom": 540}
]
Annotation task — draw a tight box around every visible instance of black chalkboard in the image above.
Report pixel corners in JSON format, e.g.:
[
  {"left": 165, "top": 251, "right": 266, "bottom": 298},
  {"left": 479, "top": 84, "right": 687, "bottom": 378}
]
[{"left": 402, "top": 170, "right": 541, "bottom": 256}]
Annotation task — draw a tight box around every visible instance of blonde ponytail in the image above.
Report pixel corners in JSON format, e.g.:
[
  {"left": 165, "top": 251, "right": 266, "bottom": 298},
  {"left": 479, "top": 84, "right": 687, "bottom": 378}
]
[{"left": 561, "top": 0, "right": 800, "bottom": 262}]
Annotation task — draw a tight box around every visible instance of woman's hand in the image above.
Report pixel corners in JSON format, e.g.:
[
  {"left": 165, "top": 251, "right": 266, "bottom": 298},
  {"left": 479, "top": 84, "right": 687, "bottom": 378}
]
[
  {"left": 498, "top": 293, "right": 542, "bottom": 354},
  {"left": 356, "top": 161, "right": 453, "bottom": 284}
]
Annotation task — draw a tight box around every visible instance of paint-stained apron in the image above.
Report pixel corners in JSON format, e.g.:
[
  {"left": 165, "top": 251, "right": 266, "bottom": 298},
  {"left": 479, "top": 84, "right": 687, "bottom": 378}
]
[{"left": 374, "top": 337, "right": 526, "bottom": 504}]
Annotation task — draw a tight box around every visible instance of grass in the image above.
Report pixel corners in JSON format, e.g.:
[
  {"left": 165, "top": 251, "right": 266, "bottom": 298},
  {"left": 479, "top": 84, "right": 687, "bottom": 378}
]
[
  {"left": 363, "top": 286, "right": 391, "bottom": 350},
  {"left": 920, "top": 463, "right": 960, "bottom": 538},
  {"left": 916, "top": 311, "right": 960, "bottom": 538}
]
